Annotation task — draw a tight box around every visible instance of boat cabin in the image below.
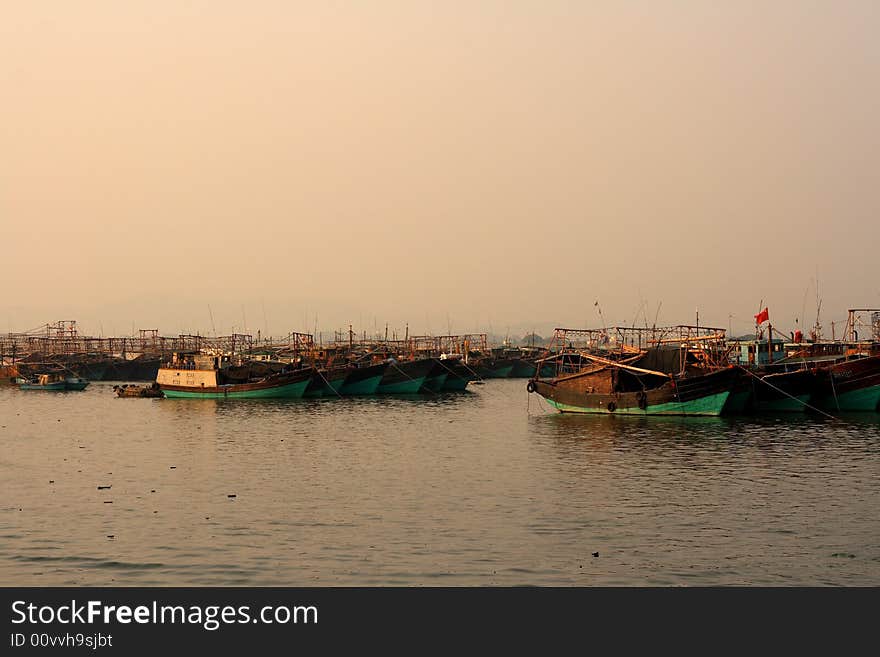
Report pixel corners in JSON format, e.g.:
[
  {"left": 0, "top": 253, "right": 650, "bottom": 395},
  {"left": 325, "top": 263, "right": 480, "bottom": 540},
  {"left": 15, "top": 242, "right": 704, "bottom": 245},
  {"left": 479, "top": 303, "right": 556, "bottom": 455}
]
[{"left": 729, "top": 339, "right": 786, "bottom": 367}]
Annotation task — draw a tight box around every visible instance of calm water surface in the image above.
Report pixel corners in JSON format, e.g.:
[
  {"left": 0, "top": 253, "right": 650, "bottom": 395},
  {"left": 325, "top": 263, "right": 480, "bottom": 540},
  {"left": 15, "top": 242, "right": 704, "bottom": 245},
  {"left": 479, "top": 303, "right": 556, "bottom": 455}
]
[{"left": 1, "top": 380, "right": 878, "bottom": 585}]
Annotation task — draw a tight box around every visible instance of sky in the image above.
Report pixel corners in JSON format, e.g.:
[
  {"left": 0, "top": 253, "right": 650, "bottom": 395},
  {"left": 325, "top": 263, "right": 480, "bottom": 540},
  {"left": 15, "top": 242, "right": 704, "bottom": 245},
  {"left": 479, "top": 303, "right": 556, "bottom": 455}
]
[{"left": 2, "top": 1, "right": 878, "bottom": 340}]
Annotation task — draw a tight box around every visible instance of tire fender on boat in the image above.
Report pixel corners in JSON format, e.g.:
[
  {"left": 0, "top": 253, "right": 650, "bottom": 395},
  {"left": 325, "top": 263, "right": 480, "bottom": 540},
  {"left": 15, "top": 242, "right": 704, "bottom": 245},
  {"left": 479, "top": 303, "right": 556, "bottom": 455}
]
[
  {"left": 607, "top": 401, "right": 617, "bottom": 412},
  {"left": 526, "top": 380, "right": 536, "bottom": 393}
]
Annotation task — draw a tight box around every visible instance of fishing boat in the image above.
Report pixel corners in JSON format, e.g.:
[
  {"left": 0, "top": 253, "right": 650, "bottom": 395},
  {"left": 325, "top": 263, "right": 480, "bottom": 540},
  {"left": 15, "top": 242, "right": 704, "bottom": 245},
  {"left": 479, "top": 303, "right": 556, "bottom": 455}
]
[
  {"left": 339, "top": 361, "right": 388, "bottom": 395},
  {"left": 308, "top": 365, "right": 349, "bottom": 397},
  {"left": 156, "top": 352, "right": 315, "bottom": 399},
  {"left": 811, "top": 353, "right": 880, "bottom": 412},
  {"left": 433, "top": 355, "right": 477, "bottom": 391},
  {"left": 420, "top": 358, "right": 449, "bottom": 392},
  {"left": 64, "top": 376, "right": 90, "bottom": 391},
  {"left": 725, "top": 337, "right": 816, "bottom": 413},
  {"left": 510, "top": 358, "right": 538, "bottom": 378},
  {"left": 529, "top": 326, "right": 739, "bottom": 416},
  {"left": 377, "top": 358, "right": 435, "bottom": 394},
  {"left": 529, "top": 353, "right": 738, "bottom": 416},
  {"left": 471, "top": 356, "right": 516, "bottom": 378},
  {"left": 18, "top": 373, "right": 68, "bottom": 391}
]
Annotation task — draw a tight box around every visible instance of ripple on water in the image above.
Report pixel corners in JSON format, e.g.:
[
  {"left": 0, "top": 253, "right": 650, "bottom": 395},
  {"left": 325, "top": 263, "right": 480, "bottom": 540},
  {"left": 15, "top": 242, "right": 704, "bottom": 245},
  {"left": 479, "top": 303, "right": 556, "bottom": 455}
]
[{"left": 1, "top": 380, "right": 879, "bottom": 585}]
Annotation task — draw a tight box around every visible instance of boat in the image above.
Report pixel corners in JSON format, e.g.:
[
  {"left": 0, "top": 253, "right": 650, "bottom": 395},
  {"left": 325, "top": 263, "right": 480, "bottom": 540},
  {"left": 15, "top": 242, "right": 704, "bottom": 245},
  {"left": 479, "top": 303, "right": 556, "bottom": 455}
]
[
  {"left": 308, "top": 365, "right": 349, "bottom": 397},
  {"left": 529, "top": 326, "right": 740, "bottom": 416},
  {"left": 529, "top": 351, "right": 739, "bottom": 416},
  {"left": 156, "top": 351, "right": 315, "bottom": 399},
  {"left": 377, "top": 358, "right": 435, "bottom": 394},
  {"left": 433, "top": 355, "right": 477, "bottom": 391},
  {"left": 420, "top": 358, "right": 449, "bottom": 392},
  {"left": 339, "top": 362, "right": 388, "bottom": 395},
  {"left": 63, "top": 376, "right": 90, "bottom": 391},
  {"left": 725, "top": 337, "right": 816, "bottom": 413},
  {"left": 811, "top": 353, "right": 880, "bottom": 412},
  {"left": 113, "top": 383, "right": 164, "bottom": 398},
  {"left": 18, "top": 373, "right": 68, "bottom": 391},
  {"left": 471, "top": 356, "right": 516, "bottom": 378}
]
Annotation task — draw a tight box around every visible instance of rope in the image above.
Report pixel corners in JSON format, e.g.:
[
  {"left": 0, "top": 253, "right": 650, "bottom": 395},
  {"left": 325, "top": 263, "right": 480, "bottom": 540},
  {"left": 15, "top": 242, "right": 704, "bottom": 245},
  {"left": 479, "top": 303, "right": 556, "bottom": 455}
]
[
  {"left": 829, "top": 372, "right": 840, "bottom": 411},
  {"left": 735, "top": 365, "right": 843, "bottom": 421},
  {"left": 314, "top": 367, "right": 343, "bottom": 398},
  {"left": 434, "top": 358, "right": 482, "bottom": 383},
  {"left": 387, "top": 361, "right": 436, "bottom": 395}
]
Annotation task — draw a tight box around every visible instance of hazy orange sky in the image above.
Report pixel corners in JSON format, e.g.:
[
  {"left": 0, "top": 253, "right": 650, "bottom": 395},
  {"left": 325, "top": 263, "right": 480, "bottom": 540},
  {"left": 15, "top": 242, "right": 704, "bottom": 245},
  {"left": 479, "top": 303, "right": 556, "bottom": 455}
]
[{"left": 2, "top": 1, "right": 878, "bottom": 339}]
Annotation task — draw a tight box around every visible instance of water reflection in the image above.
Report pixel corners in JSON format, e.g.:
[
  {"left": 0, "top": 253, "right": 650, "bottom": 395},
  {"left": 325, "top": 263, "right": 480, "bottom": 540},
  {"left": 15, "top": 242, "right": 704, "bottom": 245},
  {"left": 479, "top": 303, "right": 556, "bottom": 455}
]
[{"left": 2, "top": 379, "right": 879, "bottom": 586}]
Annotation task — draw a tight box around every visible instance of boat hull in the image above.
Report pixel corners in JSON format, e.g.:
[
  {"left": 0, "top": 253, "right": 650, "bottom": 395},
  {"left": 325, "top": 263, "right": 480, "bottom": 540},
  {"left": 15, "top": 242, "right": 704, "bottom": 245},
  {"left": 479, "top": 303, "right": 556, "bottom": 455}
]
[
  {"left": 811, "top": 356, "right": 880, "bottom": 412},
  {"left": 19, "top": 382, "right": 67, "bottom": 391},
  {"left": 378, "top": 359, "right": 434, "bottom": 394},
  {"left": 510, "top": 359, "right": 538, "bottom": 378},
  {"left": 340, "top": 363, "right": 387, "bottom": 395},
  {"left": 439, "top": 361, "right": 475, "bottom": 391},
  {"left": 474, "top": 358, "right": 515, "bottom": 378},
  {"left": 161, "top": 378, "right": 311, "bottom": 399},
  {"left": 159, "top": 368, "right": 314, "bottom": 399},
  {"left": 750, "top": 368, "right": 816, "bottom": 412}
]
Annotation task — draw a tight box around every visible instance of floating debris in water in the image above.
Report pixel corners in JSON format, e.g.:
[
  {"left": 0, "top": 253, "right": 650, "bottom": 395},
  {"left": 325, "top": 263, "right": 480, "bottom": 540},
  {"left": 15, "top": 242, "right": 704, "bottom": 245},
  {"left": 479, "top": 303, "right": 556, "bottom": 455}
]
[
  {"left": 592, "top": 552, "right": 599, "bottom": 558},
  {"left": 150, "top": 490, "right": 156, "bottom": 493},
  {"left": 97, "top": 485, "right": 111, "bottom": 490},
  {"left": 107, "top": 535, "right": 115, "bottom": 539},
  {"left": 170, "top": 466, "right": 176, "bottom": 469},
  {"left": 49, "top": 480, "right": 54, "bottom": 484},
  {"left": 227, "top": 494, "right": 237, "bottom": 498},
  {"left": 831, "top": 553, "right": 856, "bottom": 559}
]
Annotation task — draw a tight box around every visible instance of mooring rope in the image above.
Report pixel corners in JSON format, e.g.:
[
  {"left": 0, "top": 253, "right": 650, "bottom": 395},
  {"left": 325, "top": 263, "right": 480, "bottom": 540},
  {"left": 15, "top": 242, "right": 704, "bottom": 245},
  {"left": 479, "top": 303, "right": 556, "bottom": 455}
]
[
  {"left": 314, "top": 367, "right": 343, "bottom": 398},
  {"left": 434, "top": 358, "right": 483, "bottom": 383},
  {"left": 735, "top": 365, "right": 843, "bottom": 421},
  {"left": 387, "top": 361, "right": 436, "bottom": 395}
]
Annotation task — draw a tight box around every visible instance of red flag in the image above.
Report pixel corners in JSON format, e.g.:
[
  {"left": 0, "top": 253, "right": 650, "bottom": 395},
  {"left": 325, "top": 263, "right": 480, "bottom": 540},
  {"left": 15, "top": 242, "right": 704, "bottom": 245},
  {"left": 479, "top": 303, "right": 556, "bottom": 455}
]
[{"left": 754, "top": 307, "right": 769, "bottom": 324}]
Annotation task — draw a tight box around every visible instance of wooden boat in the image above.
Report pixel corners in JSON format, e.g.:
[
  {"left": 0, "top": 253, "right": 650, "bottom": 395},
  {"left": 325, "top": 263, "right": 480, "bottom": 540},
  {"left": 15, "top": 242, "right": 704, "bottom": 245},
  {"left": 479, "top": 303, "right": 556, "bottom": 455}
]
[
  {"left": 113, "top": 383, "right": 164, "bottom": 398},
  {"left": 530, "top": 352, "right": 739, "bottom": 416},
  {"left": 529, "top": 328, "right": 740, "bottom": 416},
  {"left": 156, "top": 352, "right": 315, "bottom": 399}
]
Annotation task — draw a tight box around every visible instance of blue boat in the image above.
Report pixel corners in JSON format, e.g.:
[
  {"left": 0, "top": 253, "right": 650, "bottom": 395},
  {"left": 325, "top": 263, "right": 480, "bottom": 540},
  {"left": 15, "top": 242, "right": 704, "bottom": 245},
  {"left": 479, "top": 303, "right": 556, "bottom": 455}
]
[
  {"left": 17, "top": 373, "right": 91, "bottom": 391},
  {"left": 18, "top": 373, "right": 68, "bottom": 391}
]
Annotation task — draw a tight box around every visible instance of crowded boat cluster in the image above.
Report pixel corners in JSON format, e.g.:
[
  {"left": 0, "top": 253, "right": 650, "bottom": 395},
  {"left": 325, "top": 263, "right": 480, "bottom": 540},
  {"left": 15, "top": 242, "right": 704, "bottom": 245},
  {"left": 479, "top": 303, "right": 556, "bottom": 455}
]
[
  {"left": 0, "top": 322, "right": 545, "bottom": 398},
  {"left": 3, "top": 309, "right": 879, "bottom": 416},
  {"left": 529, "top": 309, "right": 880, "bottom": 416}
]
